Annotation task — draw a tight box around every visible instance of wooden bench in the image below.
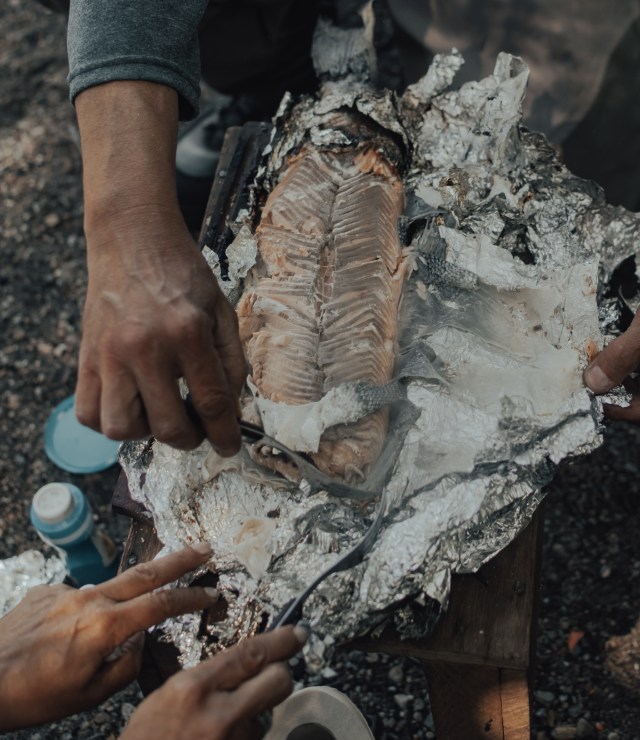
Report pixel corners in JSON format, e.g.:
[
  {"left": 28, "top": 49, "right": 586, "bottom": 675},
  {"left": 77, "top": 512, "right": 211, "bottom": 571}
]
[{"left": 112, "top": 122, "right": 544, "bottom": 738}]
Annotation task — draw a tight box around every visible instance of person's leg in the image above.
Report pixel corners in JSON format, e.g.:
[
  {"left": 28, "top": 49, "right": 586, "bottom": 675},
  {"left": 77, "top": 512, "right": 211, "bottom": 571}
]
[
  {"left": 198, "top": 0, "right": 321, "bottom": 106},
  {"left": 176, "top": 0, "right": 321, "bottom": 232}
]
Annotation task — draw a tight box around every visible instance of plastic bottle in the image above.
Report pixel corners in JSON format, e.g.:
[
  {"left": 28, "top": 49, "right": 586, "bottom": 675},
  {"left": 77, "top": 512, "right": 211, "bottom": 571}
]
[{"left": 30, "top": 482, "right": 119, "bottom": 586}]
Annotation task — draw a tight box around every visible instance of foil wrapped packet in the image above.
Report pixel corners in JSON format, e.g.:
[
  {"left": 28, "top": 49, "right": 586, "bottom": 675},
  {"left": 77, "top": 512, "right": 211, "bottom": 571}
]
[{"left": 121, "top": 14, "right": 639, "bottom": 668}]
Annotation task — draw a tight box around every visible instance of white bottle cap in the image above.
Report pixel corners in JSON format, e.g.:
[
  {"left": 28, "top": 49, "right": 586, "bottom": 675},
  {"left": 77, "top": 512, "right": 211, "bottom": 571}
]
[{"left": 33, "top": 483, "right": 75, "bottom": 524}]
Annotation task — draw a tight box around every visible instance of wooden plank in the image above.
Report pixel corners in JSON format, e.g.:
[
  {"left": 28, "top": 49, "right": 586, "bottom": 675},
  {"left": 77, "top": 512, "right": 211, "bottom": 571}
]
[
  {"left": 198, "top": 121, "right": 272, "bottom": 262},
  {"left": 500, "top": 669, "right": 531, "bottom": 738},
  {"left": 353, "top": 510, "right": 542, "bottom": 669},
  {"left": 424, "top": 662, "right": 506, "bottom": 739},
  {"left": 424, "top": 662, "right": 530, "bottom": 739}
]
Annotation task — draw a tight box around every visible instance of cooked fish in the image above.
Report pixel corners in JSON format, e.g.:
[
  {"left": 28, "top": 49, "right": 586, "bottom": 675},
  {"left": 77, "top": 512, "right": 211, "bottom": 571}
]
[{"left": 237, "top": 137, "right": 407, "bottom": 483}]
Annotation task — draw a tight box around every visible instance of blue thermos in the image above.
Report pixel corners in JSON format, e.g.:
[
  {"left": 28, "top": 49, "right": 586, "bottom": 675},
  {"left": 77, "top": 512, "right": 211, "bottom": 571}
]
[{"left": 30, "top": 482, "right": 119, "bottom": 586}]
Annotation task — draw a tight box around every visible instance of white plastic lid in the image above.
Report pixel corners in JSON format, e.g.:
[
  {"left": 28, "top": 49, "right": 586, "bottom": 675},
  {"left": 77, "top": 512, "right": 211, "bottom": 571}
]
[{"left": 32, "top": 483, "right": 75, "bottom": 524}]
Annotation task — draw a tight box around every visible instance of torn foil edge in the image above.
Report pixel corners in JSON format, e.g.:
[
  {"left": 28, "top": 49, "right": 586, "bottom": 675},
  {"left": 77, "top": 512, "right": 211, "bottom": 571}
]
[
  {"left": 0, "top": 550, "right": 66, "bottom": 617},
  {"left": 120, "top": 45, "right": 640, "bottom": 670}
]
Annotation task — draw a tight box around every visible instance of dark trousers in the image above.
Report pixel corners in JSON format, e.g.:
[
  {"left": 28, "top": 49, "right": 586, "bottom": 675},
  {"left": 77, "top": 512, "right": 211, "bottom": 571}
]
[{"left": 198, "top": 0, "right": 321, "bottom": 104}]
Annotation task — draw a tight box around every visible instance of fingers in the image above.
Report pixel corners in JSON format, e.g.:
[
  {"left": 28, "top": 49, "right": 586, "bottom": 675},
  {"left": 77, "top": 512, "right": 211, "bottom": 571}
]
[
  {"left": 212, "top": 294, "right": 247, "bottom": 401},
  {"left": 110, "top": 585, "right": 219, "bottom": 645},
  {"left": 603, "top": 395, "right": 640, "bottom": 423},
  {"left": 215, "top": 662, "right": 293, "bottom": 728},
  {"left": 183, "top": 327, "right": 242, "bottom": 457},
  {"left": 181, "top": 292, "right": 244, "bottom": 456},
  {"left": 135, "top": 367, "right": 204, "bottom": 450},
  {"left": 95, "top": 544, "right": 213, "bottom": 601},
  {"left": 190, "top": 627, "right": 307, "bottom": 691},
  {"left": 584, "top": 310, "right": 640, "bottom": 393},
  {"left": 75, "top": 362, "right": 102, "bottom": 431},
  {"left": 100, "top": 368, "right": 150, "bottom": 441}
]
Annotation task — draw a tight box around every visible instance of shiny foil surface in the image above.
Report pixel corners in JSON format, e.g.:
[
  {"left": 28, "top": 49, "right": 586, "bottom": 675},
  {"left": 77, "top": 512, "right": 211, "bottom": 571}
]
[{"left": 121, "top": 17, "right": 639, "bottom": 668}]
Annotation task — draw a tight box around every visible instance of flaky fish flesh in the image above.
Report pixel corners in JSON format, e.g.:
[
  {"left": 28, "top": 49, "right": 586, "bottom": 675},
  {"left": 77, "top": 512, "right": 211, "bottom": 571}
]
[{"left": 238, "top": 137, "right": 407, "bottom": 484}]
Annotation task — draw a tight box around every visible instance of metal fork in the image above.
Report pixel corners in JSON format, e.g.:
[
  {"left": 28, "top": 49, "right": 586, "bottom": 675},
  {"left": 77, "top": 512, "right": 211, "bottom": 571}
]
[
  {"left": 238, "top": 419, "right": 380, "bottom": 502},
  {"left": 268, "top": 484, "right": 389, "bottom": 628}
]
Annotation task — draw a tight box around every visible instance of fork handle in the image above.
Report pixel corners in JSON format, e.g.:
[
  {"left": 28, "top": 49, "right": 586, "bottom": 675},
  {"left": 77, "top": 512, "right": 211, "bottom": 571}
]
[{"left": 267, "top": 597, "right": 302, "bottom": 630}]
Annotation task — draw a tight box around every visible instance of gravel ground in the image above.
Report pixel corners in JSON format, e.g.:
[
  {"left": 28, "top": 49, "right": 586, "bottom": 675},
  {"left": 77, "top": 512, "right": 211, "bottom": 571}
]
[{"left": 1, "top": 1, "right": 640, "bottom": 738}]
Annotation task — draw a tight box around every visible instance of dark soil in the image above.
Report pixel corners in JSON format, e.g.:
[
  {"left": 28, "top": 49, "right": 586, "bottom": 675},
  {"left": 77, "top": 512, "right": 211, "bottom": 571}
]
[{"left": 1, "top": 1, "right": 639, "bottom": 738}]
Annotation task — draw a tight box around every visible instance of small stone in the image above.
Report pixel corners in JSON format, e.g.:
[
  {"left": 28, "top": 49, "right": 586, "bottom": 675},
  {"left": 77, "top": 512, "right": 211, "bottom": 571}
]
[
  {"left": 94, "top": 712, "right": 110, "bottom": 724},
  {"left": 393, "top": 693, "right": 413, "bottom": 710},
  {"left": 36, "top": 341, "right": 52, "bottom": 355},
  {"left": 599, "top": 564, "right": 612, "bottom": 579},
  {"left": 44, "top": 212, "right": 60, "bottom": 227},
  {"left": 607, "top": 733, "right": 620, "bottom": 740},
  {"left": 535, "top": 689, "right": 555, "bottom": 706},
  {"left": 366, "top": 653, "right": 379, "bottom": 663},
  {"left": 388, "top": 664, "right": 404, "bottom": 684},
  {"left": 576, "top": 718, "right": 597, "bottom": 738},
  {"left": 7, "top": 393, "right": 19, "bottom": 410},
  {"left": 121, "top": 702, "right": 136, "bottom": 722},
  {"left": 552, "top": 727, "right": 577, "bottom": 739},
  {"left": 321, "top": 667, "right": 337, "bottom": 680}
]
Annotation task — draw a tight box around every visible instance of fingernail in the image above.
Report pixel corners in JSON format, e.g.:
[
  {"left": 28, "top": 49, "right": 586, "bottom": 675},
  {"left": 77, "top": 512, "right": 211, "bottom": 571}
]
[
  {"left": 204, "top": 587, "right": 219, "bottom": 600},
  {"left": 293, "top": 625, "right": 308, "bottom": 645},
  {"left": 584, "top": 363, "right": 614, "bottom": 394},
  {"left": 192, "top": 542, "right": 213, "bottom": 556}
]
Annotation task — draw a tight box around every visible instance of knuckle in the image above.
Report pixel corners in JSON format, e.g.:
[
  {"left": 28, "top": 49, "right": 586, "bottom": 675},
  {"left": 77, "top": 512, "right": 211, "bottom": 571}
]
[
  {"left": 167, "top": 309, "right": 206, "bottom": 344},
  {"left": 237, "top": 638, "right": 267, "bottom": 674},
  {"left": 151, "top": 587, "right": 174, "bottom": 615},
  {"left": 194, "top": 393, "right": 232, "bottom": 421},
  {"left": 101, "top": 420, "right": 129, "bottom": 440},
  {"left": 92, "top": 608, "right": 116, "bottom": 634},
  {"left": 120, "top": 323, "right": 154, "bottom": 355},
  {"left": 75, "top": 404, "right": 100, "bottom": 431},
  {"left": 153, "top": 420, "right": 189, "bottom": 447},
  {"left": 129, "top": 562, "right": 160, "bottom": 590}
]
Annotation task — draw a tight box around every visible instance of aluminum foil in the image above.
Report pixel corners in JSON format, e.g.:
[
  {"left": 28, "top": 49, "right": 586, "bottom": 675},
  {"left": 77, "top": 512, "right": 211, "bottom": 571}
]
[
  {"left": 121, "top": 16, "right": 640, "bottom": 669},
  {"left": 0, "top": 550, "right": 66, "bottom": 617}
]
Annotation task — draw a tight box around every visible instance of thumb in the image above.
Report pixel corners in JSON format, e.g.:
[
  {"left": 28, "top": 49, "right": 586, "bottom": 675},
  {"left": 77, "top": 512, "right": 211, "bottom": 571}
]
[{"left": 584, "top": 311, "right": 640, "bottom": 394}]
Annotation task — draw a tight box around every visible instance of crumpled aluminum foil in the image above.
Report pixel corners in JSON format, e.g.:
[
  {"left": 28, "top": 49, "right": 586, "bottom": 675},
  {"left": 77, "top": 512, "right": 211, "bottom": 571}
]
[
  {"left": 121, "top": 17, "right": 640, "bottom": 669},
  {"left": 0, "top": 550, "right": 66, "bottom": 617}
]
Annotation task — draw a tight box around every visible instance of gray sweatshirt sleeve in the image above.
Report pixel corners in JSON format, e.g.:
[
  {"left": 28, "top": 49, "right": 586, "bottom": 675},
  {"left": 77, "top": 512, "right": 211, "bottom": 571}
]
[{"left": 67, "top": 0, "right": 210, "bottom": 120}]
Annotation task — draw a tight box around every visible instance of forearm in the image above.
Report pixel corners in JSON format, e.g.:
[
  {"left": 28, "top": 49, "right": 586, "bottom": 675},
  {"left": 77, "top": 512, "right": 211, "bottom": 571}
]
[
  {"left": 76, "top": 80, "right": 182, "bottom": 241},
  {"left": 67, "top": 0, "right": 208, "bottom": 119},
  {"left": 73, "top": 80, "right": 244, "bottom": 453}
]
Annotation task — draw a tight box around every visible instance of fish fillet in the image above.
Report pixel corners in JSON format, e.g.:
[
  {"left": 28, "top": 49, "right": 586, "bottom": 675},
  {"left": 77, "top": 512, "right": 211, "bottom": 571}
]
[{"left": 238, "top": 139, "right": 407, "bottom": 483}]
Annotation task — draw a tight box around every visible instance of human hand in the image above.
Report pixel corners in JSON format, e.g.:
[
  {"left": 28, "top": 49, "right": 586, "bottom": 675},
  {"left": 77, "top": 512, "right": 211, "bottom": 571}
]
[
  {"left": 583, "top": 308, "right": 640, "bottom": 422},
  {"left": 121, "top": 626, "right": 307, "bottom": 740},
  {"left": 74, "top": 81, "right": 245, "bottom": 454},
  {"left": 77, "top": 211, "right": 245, "bottom": 454},
  {"left": 0, "top": 544, "right": 218, "bottom": 731}
]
